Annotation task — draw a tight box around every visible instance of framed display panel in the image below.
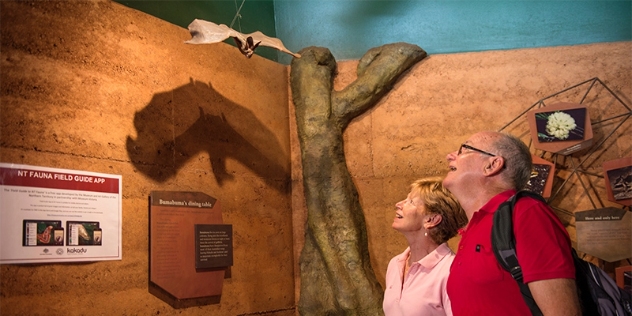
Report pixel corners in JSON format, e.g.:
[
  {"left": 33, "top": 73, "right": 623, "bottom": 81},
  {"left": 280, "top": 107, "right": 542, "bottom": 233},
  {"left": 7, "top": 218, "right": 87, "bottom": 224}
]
[
  {"left": 527, "top": 102, "right": 593, "bottom": 155},
  {"left": 575, "top": 207, "right": 632, "bottom": 262},
  {"left": 524, "top": 155, "right": 555, "bottom": 198},
  {"left": 603, "top": 156, "right": 632, "bottom": 206},
  {"left": 0, "top": 163, "right": 122, "bottom": 263},
  {"left": 148, "top": 191, "right": 232, "bottom": 308}
]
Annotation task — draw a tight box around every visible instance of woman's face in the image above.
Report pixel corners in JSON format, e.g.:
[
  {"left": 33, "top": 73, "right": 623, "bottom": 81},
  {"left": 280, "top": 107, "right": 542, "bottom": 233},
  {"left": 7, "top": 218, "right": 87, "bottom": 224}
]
[{"left": 392, "top": 189, "right": 426, "bottom": 232}]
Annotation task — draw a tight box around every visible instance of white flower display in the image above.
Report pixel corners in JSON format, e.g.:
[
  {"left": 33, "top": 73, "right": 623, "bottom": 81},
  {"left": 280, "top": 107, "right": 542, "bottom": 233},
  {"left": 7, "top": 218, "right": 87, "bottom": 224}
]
[{"left": 545, "top": 111, "right": 577, "bottom": 140}]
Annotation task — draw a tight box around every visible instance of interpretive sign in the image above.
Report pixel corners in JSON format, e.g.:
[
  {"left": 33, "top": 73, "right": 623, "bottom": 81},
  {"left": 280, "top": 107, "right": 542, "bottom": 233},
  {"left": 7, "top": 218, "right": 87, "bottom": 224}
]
[
  {"left": 604, "top": 157, "right": 632, "bottom": 206},
  {"left": 0, "top": 163, "right": 122, "bottom": 263},
  {"left": 575, "top": 207, "right": 632, "bottom": 262},
  {"left": 195, "top": 224, "right": 233, "bottom": 269},
  {"left": 149, "top": 191, "right": 231, "bottom": 308},
  {"left": 527, "top": 102, "right": 593, "bottom": 155},
  {"left": 524, "top": 155, "right": 555, "bottom": 198}
]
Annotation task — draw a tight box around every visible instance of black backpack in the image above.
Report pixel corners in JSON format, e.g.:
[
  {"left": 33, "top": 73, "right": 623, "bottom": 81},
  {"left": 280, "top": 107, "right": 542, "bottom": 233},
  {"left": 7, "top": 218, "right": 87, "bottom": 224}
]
[{"left": 491, "top": 190, "right": 632, "bottom": 316}]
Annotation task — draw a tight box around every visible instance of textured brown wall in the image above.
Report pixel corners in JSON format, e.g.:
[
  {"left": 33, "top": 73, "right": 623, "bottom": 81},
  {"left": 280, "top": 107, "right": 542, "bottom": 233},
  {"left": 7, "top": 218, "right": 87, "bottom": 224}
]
[
  {"left": 1, "top": 1, "right": 293, "bottom": 315},
  {"left": 1, "top": 0, "right": 631, "bottom": 315},
  {"left": 291, "top": 41, "right": 632, "bottom": 294}
]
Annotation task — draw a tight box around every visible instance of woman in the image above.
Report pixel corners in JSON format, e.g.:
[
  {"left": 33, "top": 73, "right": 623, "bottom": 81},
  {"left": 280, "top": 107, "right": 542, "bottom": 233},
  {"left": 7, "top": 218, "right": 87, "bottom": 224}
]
[{"left": 383, "top": 177, "right": 468, "bottom": 316}]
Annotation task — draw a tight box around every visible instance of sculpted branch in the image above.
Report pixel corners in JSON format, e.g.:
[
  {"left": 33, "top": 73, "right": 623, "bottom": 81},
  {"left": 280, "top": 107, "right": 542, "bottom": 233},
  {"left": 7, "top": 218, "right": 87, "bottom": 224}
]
[{"left": 290, "top": 43, "right": 427, "bottom": 315}]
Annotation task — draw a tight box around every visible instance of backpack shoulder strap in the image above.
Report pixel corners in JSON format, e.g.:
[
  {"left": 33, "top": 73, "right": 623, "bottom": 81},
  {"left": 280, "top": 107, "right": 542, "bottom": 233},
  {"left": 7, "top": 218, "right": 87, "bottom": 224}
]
[
  {"left": 492, "top": 190, "right": 545, "bottom": 280},
  {"left": 492, "top": 190, "right": 547, "bottom": 316}
]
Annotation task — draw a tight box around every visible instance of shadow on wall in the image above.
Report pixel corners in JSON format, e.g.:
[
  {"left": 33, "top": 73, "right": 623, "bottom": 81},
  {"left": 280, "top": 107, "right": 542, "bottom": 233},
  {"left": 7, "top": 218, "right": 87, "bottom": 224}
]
[{"left": 126, "top": 79, "right": 289, "bottom": 192}]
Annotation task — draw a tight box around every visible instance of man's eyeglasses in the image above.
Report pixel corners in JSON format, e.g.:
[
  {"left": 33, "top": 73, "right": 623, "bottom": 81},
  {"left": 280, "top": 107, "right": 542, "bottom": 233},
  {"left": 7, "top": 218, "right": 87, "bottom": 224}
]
[{"left": 458, "top": 144, "right": 497, "bottom": 157}]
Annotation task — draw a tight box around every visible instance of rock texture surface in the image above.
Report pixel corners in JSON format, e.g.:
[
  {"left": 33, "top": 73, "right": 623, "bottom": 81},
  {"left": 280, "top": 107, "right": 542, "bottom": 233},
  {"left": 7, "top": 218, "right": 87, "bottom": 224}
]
[
  {"left": 1, "top": 1, "right": 293, "bottom": 315},
  {"left": 1, "top": 0, "right": 630, "bottom": 315},
  {"left": 290, "top": 44, "right": 426, "bottom": 315}
]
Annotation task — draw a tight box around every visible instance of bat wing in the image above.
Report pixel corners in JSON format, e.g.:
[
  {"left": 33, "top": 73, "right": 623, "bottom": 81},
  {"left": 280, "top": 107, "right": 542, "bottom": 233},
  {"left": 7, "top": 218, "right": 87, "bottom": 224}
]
[
  {"left": 185, "top": 19, "right": 301, "bottom": 59},
  {"left": 185, "top": 19, "right": 245, "bottom": 45},
  {"left": 247, "top": 31, "right": 301, "bottom": 58}
]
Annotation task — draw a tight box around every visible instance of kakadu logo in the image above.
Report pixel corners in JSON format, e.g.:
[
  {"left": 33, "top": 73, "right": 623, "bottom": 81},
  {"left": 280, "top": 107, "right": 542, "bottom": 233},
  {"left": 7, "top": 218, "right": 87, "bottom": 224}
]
[{"left": 67, "top": 248, "right": 88, "bottom": 254}]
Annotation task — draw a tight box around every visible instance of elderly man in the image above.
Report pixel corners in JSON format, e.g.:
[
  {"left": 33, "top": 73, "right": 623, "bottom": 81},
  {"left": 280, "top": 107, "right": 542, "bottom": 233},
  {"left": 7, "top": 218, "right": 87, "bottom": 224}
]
[{"left": 443, "top": 131, "right": 581, "bottom": 315}]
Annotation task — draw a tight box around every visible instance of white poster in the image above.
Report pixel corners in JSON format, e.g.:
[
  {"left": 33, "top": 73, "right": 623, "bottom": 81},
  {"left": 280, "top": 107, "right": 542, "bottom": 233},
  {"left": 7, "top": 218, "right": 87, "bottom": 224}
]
[{"left": 0, "top": 163, "right": 122, "bottom": 263}]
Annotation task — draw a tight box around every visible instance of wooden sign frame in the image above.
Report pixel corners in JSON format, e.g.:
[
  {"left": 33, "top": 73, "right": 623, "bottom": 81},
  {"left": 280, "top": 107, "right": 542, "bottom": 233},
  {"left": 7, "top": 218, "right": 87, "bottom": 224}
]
[
  {"left": 527, "top": 102, "right": 593, "bottom": 155},
  {"left": 603, "top": 157, "right": 632, "bottom": 206}
]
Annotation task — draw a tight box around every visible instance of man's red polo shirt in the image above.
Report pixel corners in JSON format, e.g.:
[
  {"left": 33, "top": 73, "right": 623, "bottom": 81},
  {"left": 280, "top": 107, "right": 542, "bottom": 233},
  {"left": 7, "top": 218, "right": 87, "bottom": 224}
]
[{"left": 446, "top": 190, "right": 575, "bottom": 315}]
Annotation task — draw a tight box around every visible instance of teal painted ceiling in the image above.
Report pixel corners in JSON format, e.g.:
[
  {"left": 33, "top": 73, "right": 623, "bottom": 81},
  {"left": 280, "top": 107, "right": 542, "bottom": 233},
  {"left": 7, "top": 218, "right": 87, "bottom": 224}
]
[{"left": 118, "top": 0, "right": 632, "bottom": 64}]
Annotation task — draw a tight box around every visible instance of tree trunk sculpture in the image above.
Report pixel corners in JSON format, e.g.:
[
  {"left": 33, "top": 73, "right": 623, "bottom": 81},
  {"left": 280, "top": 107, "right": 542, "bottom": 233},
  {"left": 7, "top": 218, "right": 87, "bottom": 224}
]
[{"left": 290, "top": 43, "right": 427, "bottom": 315}]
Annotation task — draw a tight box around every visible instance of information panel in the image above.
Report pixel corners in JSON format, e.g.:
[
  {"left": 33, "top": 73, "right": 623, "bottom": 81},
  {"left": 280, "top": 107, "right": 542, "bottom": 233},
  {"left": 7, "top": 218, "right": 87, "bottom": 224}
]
[
  {"left": 149, "top": 191, "right": 232, "bottom": 308},
  {"left": 0, "top": 163, "right": 122, "bottom": 263},
  {"left": 195, "top": 224, "right": 233, "bottom": 269},
  {"left": 576, "top": 207, "right": 632, "bottom": 262}
]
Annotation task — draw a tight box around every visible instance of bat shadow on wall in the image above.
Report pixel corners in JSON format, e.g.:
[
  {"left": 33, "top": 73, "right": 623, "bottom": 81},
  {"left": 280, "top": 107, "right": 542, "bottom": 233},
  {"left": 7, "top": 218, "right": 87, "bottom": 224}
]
[{"left": 126, "top": 79, "right": 289, "bottom": 193}]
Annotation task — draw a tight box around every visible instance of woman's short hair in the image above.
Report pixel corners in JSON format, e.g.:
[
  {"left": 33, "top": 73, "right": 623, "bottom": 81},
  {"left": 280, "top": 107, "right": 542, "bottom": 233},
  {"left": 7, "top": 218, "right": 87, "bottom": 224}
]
[{"left": 410, "top": 177, "right": 468, "bottom": 245}]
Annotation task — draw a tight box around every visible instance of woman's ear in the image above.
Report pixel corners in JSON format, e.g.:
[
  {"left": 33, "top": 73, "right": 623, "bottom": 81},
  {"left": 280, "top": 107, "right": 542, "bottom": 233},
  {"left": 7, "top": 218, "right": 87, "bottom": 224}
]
[{"left": 424, "top": 214, "right": 443, "bottom": 229}]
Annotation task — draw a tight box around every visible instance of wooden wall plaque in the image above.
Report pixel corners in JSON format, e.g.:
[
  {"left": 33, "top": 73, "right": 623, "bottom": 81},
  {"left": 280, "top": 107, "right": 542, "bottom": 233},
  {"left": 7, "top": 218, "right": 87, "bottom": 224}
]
[
  {"left": 575, "top": 207, "right": 632, "bottom": 262},
  {"left": 524, "top": 155, "right": 555, "bottom": 198},
  {"left": 603, "top": 156, "right": 632, "bottom": 206},
  {"left": 527, "top": 102, "right": 593, "bottom": 155},
  {"left": 148, "top": 191, "right": 232, "bottom": 308}
]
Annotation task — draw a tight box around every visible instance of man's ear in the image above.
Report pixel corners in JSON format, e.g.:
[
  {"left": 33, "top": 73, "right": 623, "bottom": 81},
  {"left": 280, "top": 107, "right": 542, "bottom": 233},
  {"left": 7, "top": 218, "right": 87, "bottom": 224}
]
[
  {"left": 424, "top": 214, "right": 443, "bottom": 229},
  {"left": 484, "top": 156, "right": 505, "bottom": 176}
]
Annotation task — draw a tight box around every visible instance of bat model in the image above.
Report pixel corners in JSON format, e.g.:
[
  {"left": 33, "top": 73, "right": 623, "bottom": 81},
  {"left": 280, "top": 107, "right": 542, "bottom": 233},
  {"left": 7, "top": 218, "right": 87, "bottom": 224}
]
[{"left": 185, "top": 19, "right": 301, "bottom": 59}]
